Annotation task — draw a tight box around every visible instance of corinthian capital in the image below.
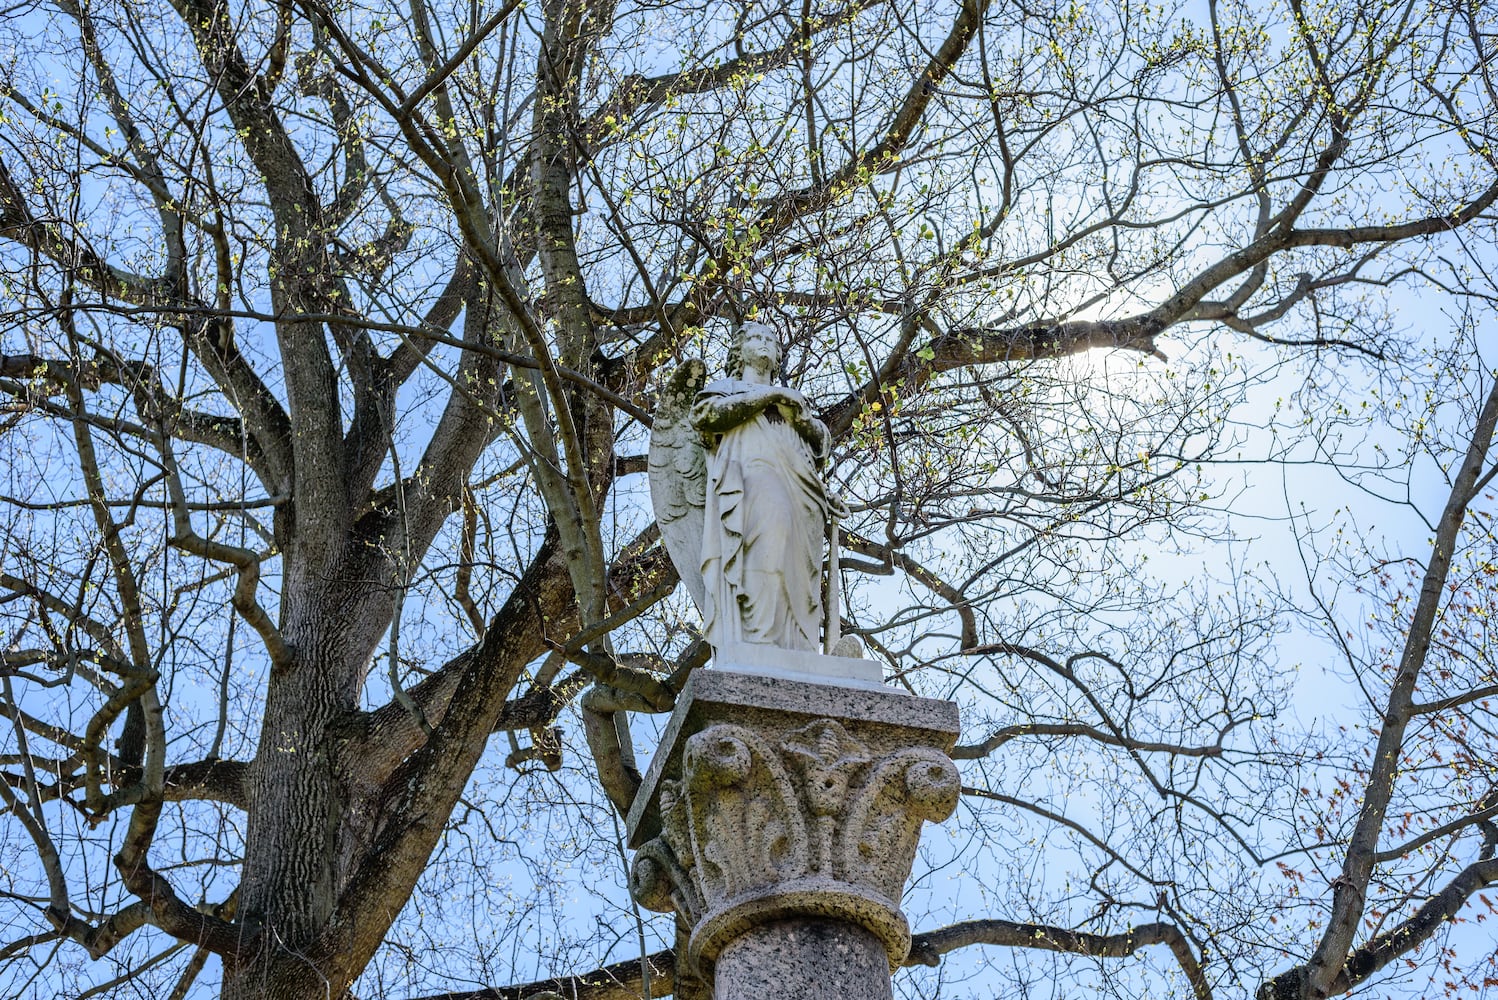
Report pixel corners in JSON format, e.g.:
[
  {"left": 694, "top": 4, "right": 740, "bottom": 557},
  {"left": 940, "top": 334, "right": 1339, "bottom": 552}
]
[{"left": 627, "top": 670, "right": 960, "bottom": 979}]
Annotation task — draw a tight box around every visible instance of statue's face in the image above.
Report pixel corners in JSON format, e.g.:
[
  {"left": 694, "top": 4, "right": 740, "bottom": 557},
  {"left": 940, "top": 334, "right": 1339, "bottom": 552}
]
[{"left": 740, "top": 327, "right": 780, "bottom": 374}]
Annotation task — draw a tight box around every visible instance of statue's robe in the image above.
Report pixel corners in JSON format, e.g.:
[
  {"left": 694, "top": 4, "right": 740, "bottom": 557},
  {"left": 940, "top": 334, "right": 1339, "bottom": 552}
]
[{"left": 694, "top": 379, "right": 829, "bottom": 652}]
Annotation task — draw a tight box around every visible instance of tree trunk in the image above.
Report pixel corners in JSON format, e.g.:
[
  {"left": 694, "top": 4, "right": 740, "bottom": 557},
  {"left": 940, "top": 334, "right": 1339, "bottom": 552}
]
[{"left": 221, "top": 559, "right": 387, "bottom": 1000}]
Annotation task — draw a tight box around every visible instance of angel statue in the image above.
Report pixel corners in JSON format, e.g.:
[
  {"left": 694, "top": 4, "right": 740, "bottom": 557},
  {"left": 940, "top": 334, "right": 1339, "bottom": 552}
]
[{"left": 649, "top": 322, "right": 846, "bottom": 655}]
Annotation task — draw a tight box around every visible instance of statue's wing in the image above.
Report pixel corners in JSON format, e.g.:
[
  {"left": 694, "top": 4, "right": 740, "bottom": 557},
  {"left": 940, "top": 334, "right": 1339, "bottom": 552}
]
[{"left": 648, "top": 359, "right": 708, "bottom": 614}]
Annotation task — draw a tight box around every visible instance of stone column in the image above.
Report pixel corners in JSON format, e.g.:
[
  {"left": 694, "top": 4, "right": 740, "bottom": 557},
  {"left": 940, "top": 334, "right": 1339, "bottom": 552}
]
[{"left": 625, "top": 667, "right": 960, "bottom": 1000}]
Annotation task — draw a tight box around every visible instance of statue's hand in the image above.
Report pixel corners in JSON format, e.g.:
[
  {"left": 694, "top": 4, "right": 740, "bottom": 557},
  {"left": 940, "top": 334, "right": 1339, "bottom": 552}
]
[
  {"left": 727, "top": 383, "right": 792, "bottom": 414},
  {"left": 770, "top": 386, "right": 812, "bottom": 417}
]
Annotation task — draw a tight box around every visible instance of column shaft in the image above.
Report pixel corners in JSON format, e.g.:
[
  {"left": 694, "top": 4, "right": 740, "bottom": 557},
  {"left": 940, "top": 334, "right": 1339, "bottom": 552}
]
[{"left": 714, "top": 919, "right": 893, "bottom": 1000}]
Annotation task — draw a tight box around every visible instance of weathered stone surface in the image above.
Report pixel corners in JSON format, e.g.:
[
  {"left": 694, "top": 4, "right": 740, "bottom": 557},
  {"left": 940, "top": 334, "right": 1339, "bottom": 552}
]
[
  {"left": 627, "top": 668, "right": 960, "bottom": 848},
  {"left": 627, "top": 665, "right": 961, "bottom": 987},
  {"left": 713, "top": 918, "right": 894, "bottom": 1000}
]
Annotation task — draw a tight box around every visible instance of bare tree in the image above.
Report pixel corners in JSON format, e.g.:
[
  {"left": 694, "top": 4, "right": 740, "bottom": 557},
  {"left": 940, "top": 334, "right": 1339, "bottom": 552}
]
[{"left": 0, "top": 0, "right": 1495, "bottom": 998}]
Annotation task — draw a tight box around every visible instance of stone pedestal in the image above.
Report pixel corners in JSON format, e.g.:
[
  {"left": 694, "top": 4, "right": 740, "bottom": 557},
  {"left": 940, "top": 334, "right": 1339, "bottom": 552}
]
[{"left": 625, "top": 666, "right": 960, "bottom": 999}]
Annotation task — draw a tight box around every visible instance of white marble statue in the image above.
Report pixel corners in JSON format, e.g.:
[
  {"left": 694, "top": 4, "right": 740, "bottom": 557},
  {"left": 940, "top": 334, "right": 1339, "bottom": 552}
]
[{"left": 649, "top": 323, "right": 838, "bottom": 654}]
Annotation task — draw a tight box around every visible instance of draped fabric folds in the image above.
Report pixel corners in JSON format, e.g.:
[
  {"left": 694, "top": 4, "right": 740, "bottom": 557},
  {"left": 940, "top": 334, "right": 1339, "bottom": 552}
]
[{"left": 694, "top": 380, "right": 829, "bottom": 652}]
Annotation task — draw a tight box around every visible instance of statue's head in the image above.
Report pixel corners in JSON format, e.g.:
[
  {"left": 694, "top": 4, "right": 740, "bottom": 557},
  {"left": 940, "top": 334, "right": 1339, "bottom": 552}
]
[{"left": 726, "top": 321, "right": 781, "bottom": 379}]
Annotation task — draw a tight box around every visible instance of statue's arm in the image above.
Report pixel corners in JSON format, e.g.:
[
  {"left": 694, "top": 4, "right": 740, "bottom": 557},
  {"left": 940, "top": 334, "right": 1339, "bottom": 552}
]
[
  {"left": 693, "top": 385, "right": 830, "bottom": 461},
  {"left": 769, "top": 387, "right": 831, "bottom": 460},
  {"left": 691, "top": 386, "right": 777, "bottom": 434},
  {"left": 786, "top": 409, "right": 830, "bottom": 461}
]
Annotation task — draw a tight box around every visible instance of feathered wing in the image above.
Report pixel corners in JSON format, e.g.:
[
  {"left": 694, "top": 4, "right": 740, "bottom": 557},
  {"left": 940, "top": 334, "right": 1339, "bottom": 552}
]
[{"left": 648, "top": 359, "right": 708, "bottom": 615}]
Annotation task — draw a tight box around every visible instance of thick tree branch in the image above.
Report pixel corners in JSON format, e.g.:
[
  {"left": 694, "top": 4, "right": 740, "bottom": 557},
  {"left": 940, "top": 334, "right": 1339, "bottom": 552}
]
[
  {"left": 166, "top": 0, "right": 349, "bottom": 552},
  {"left": 907, "top": 918, "right": 1211, "bottom": 1000},
  {"left": 1260, "top": 857, "right": 1498, "bottom": 1000},
  {"left": 1303, "top": 374, "right": 1498, "bottom": 995},
  {"left": 407, "top": 949, "right": 675, "bottom": 1000},
  {"left": 952, "top": 722, "right": 1230, "bottom": 761}
]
